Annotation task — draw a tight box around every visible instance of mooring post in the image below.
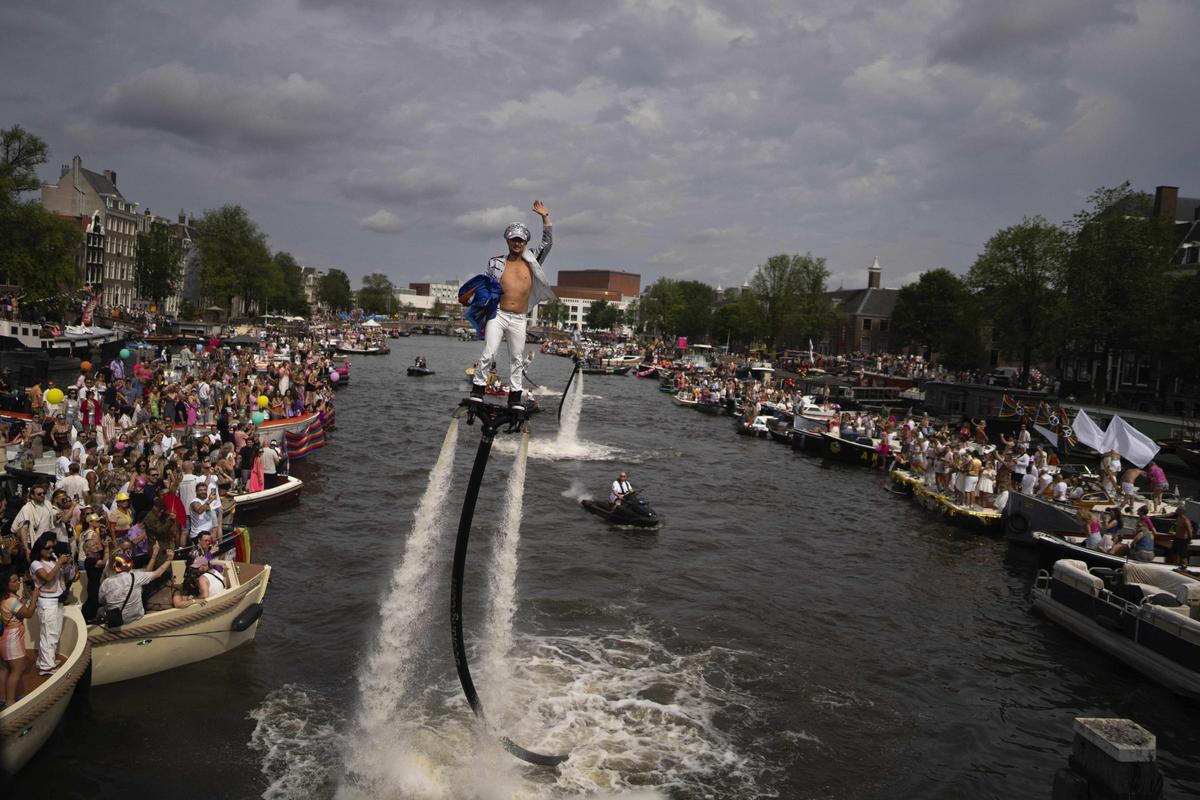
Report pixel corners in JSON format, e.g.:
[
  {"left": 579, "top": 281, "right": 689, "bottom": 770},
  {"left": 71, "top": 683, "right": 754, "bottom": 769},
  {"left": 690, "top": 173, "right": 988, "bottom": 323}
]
[{"left": 1052, "top": 718, "right": 1162, "bottom": 800}]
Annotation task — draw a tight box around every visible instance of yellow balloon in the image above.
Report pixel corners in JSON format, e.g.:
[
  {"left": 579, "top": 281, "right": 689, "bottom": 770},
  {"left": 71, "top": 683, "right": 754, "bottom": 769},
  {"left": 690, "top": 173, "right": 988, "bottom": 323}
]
[
  {"left": 257, "top": 395, "right": 269, "bottom": 408},
  {"left": 46, "top": 388, "right": 64, "bottom": 405}
]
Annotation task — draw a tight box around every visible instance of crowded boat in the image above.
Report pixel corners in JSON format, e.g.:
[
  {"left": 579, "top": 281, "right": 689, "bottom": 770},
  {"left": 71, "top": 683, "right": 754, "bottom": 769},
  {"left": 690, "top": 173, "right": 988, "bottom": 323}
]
[{"left": 0, "top": 317, "right": 351, "bottom": 774}]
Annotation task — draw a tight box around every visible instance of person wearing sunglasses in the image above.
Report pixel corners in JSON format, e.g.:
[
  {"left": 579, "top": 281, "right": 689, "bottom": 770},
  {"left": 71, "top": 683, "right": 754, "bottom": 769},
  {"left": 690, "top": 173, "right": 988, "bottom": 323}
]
[
  {"left": 28, "top": 533, "right": 71, "bottom": 676},
  {"left": 11, "top": 482, "right": 54, "bottom": 569}
]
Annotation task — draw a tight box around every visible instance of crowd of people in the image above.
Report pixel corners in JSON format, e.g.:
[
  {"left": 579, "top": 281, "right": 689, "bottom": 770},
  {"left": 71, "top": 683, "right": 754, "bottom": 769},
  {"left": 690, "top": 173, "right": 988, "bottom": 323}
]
[{"left": 0, "top": 326, "right": 341, "bottom": 706}]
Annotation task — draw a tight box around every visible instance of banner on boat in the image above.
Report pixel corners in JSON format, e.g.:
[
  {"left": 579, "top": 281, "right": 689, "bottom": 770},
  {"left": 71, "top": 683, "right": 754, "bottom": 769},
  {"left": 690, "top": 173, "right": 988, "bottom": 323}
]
[{"left": 284, "top": 414, "right": 326, "bottom": 459}]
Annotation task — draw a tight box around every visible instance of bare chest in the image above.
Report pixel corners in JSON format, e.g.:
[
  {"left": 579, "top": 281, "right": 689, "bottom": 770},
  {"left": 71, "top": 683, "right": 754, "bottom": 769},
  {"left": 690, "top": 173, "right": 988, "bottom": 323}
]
[{"left": 499, "top": 259, "right": 531, "bottom": 307}]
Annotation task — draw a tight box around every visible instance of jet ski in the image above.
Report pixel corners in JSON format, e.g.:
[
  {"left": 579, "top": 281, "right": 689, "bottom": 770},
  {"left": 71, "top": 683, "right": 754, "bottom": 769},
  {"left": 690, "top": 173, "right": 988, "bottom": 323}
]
[
  {"left": 580, "top": 493, "right": 660, "bottom": 529},
  {"left": 407, "top": 365, "right": 436, "bottom": 376}
]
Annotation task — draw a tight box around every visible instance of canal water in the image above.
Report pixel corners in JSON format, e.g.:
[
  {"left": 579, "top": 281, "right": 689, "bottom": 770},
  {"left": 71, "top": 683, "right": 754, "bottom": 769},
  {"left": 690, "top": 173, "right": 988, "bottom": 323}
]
[{"left": 12, "top": 339, "right": 1199, "bottom": 799}]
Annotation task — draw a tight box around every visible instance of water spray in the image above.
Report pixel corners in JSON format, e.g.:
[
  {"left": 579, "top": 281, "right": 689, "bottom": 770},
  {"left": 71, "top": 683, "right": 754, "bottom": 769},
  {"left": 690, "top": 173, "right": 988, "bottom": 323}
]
[{"left": 450, "top": 399, "right": 568, "bottom": 768}]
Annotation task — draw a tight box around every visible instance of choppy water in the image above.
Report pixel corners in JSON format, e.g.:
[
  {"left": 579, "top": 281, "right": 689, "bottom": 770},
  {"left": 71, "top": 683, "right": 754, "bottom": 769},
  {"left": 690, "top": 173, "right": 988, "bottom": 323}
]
[{"left": 13, "top": 340, "right": 1200, "bottom": 799}]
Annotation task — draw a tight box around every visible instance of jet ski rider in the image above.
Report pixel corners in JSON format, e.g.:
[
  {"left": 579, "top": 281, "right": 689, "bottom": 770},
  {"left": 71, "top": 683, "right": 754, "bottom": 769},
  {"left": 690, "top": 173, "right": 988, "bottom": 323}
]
[{"left": 610, "top": 471, "right": 634, "bottom": 509}]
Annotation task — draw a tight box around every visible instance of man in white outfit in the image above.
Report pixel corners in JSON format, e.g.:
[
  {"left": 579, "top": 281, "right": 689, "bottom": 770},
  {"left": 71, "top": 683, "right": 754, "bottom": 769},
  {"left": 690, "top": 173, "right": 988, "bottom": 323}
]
[{"left": 469, "top": 200, "right": 555, "bottom": 414}]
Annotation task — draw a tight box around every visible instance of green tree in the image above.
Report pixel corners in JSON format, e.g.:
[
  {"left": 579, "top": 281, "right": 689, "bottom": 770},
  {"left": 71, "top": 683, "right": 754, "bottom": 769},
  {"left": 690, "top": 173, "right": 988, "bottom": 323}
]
[
  {"left": 271, "top": 251, "right": 309, "bottom": 316},
  {"left": 640, "top": 278, "right": 716, "bottom": 340},
  {"left": 135, "top": 218, "right": 183, "bottom": 306},
  {"left": 0, "top": 126, "right": 80, "bottom": 306},
  {"left": 357, "top": 272, "right": 396, "bottom": 314},
  {"left": 747, "top": 253, "right": 833, "bottom": 350},
  {"left": 195, "top": 205, "right": 272, "bottom": 313},
  {"left": 0, "top": 125, "right": 48, "bottom": 198},
  {"left": 318, "top": 269, "right": 353, "bottom": 312},
  {"left": 539, "top": 297, "right": 569, "bottom": 328},
  {"left": 968, "top": 217, "right": 1070, "bottom": 386},
  {"left": 890, "top": 268, "right": 984, "bottom": 368},
  {"left": 585, "top": 299, "right": 619, "bottom": 330},
  {"left": 711, "top": 293, "right": 763, "bottom": 350},
  {"left": 1060, "top": 184, "right": 1176, "bottom": 401}
]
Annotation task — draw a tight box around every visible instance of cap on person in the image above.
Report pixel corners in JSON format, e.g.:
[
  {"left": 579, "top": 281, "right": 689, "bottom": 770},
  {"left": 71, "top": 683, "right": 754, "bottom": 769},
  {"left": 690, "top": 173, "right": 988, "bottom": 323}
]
[
  {"left": 503, "top": 222, "right": 530, "bottom": 242},
  {"left": 112, "top": 555, "right": 133, "bottom": 573},
  {"left": 116, "top": 492, "right": 130, "bottom": 502}
]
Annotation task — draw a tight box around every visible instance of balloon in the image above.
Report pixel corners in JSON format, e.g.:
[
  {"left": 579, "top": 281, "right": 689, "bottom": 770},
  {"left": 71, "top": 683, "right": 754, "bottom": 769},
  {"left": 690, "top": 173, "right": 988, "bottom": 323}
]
[
  {"left": 257, "top": 395, "right": 269, "bottom": 408},
  {"left": 46, "top": 388, "right": 64, "bottom": 405},
  {"left": 80, "top": 360, "right": 92, "bottom": 372},
  {"left": 119, "top": 348, "right": 131, "bottom": 359},
  {"left": 251, "top": 411, "right": 265, "bottom": 424},
  {"left": 329, "top": 370, "right": 340, "bottom": 383}
]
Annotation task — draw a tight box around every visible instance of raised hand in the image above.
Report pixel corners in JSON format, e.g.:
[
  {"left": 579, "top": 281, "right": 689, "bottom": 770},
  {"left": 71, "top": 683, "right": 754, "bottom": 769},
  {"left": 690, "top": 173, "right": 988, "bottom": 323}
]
[{"left": 532, "top": 199, "right": 549, "bottom": 219}]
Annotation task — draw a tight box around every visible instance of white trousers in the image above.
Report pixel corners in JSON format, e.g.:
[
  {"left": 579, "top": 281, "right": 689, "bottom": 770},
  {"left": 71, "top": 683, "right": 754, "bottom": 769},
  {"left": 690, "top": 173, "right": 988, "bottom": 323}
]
[
  {"left": 475, "top": 310, "right": 527, "bottom": 392},
  {"left": 36, "top": 598, "right": 63, "bottom": 672}
]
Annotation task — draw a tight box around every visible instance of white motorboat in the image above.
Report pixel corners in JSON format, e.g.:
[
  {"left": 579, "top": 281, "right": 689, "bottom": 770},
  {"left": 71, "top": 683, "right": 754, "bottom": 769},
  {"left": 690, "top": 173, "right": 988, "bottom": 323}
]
[
  {"left": 232, "top": 475, "right": 303, "bottom": 514},
  {"left": 86, "top": 559, "right": 271, "bottom": 686},
  {"left": 1031, "top": 558, "right": 1200, "bottom": 700},
  {"left": 0, "top": 603, "right": 91, "bottom": 777}
]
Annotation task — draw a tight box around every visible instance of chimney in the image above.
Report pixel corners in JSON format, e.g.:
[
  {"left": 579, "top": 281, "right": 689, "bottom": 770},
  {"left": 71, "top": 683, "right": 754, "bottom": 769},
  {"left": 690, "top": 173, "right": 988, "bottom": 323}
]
[
  {"left": 103, "top": 169, "right": 117, "bottom": 187},
  {"left": 1153, "top": 186, "right": 1178, "bottom": 220},
  {"left": 179, "top": 208, "right": 186, "bottom": 224},
  {"left": 868, "top": 256, "right": 882, "bottom": 289}
]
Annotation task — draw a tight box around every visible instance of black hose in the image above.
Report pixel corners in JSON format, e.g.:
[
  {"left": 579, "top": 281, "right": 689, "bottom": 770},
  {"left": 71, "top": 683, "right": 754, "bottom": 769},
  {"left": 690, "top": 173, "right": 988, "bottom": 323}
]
[
  {"left": 557, "top": 361, "right": 580, "bottom": 423},
  {"left": 450, "top": 417, "right": 568, "bottom": 768}
]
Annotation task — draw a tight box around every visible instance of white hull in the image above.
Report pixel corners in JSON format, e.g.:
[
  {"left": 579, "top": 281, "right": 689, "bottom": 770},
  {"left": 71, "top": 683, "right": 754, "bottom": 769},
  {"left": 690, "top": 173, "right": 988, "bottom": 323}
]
[
  {"left": 0, "top": 604, "right": 91, "bottom": 778},
  {"left": 87, "top": 561, "right": 271, "bottom": 686},
  {"left": 233, "top": 475, "right": 303, "bottom": 512}
]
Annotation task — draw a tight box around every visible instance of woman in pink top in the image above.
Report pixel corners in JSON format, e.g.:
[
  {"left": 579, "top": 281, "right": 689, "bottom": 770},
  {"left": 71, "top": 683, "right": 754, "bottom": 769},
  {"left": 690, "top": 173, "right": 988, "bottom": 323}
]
[
  {"left": 1145, "top": 461, "right": 1168, "bottom": 513},
  {"left": 1, "top": 570, "right": 41, "bottom": 707}
]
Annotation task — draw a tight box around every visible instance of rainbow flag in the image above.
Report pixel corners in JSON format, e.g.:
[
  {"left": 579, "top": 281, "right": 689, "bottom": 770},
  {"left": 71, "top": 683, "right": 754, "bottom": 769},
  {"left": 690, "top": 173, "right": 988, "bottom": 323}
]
[
  {"left": 233, "top": 527, "right": 252, "bottom": 563},
  {"left": 285, "top": 415, "right": 326, "bottom": 458}
]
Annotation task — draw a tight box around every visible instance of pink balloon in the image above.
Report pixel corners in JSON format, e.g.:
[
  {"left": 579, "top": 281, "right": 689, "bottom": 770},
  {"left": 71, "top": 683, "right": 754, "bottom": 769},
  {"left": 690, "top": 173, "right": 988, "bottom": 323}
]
[{"left": 329, "top": 370, "right": 340, "bottom": 382}]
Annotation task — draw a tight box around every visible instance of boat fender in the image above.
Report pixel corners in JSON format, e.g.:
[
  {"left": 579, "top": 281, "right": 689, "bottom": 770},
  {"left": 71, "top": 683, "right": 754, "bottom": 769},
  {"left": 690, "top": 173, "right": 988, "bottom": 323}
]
[
  {"left": 1005, "top": 513, "right": 1030, "bottom": 536},
  {"left": 230, "top": 602, "right": 264, "bottom": 633}
]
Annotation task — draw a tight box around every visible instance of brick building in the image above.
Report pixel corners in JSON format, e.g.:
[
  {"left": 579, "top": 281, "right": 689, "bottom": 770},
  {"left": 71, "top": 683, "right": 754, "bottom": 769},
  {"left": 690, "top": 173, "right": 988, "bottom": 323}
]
[
  {"left": 822, "top": 258, "right": 899, "bottom": 355},
  {"left": 41, "top": 155, "right": 140, "bottom": 308}
]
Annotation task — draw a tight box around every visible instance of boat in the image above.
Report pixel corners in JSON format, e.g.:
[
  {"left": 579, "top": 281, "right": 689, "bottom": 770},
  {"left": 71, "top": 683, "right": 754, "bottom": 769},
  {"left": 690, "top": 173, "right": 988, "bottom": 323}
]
[
  {"left": 1030, "top": 531, "right": 1200, "bottom": 574},
  {"left": 672, "top": 393, "right": 698, "bottom": 409},
  {"left": 580, "top": 496, "right": 660, "bottom": 529},
  {"left": 736, "top": 415, "right": 773, "bottom": 439},
  {"left": 635, "top": 366, "right": 658, "bottom": 378},
  {"left": 581, "top": 365, "right": 631, "bottom": 376},
  {"left": 1031, "top": 558, "right": 1200, "bottom": 700},
  {"left": 1003, "top": 482, "right": 1182, "bottom": 546},
  {"left": 696, "top": 399, "right": 723, "bottom": 415},
  {"left": 0, "top": 603, "right": 91, "bottom": 778},
  {"left": 173, "top": 411, "right": 326, "bottom": 447},
  {"left": 0, "top": 318, "right": 125, "bottom": 387},
  {"left": 749, "top": 360, "right": 775, "bottom": 380},
  {"left": 85, "top": 558, "right": 271, "bottom": 686},
  {"left": 767, "top": 419, "right": 793, "bottom": 445},
  {"left": 335, "top": 343, "right": 388, "bottom": 355},
  {"left": 891, "top": 468, "right": 1005, "bottom": 533},
  {"left": 407, "top": 366, "right": 435, "bottom": 377},
  {"left": 821, "top": 431, "right": 884, "bottom": 467},
  {"left": 232, "top": 475, "right": 303, "bottom": 514}
]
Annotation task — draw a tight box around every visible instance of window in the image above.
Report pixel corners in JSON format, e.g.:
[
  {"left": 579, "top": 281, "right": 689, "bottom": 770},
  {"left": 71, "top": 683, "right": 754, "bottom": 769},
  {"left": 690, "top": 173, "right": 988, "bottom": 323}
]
[
  {"left": 879, "top": 320, "right": 888, "bottom": 332},
  {"left": 862, "top": 318, "right": 871, "bottom": 330}
]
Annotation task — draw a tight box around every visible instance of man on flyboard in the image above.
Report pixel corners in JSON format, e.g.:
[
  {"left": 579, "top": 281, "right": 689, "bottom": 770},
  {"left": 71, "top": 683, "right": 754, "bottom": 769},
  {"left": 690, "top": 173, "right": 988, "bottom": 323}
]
[{"left": 466, "top": 199, "right": 555, "bottom": 415}]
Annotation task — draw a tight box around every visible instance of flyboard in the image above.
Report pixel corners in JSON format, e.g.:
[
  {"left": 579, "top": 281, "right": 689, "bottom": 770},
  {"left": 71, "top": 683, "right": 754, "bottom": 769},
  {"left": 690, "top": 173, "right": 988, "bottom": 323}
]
[{"left": 449, "top": 385, "right": 571, "bottom": 768}]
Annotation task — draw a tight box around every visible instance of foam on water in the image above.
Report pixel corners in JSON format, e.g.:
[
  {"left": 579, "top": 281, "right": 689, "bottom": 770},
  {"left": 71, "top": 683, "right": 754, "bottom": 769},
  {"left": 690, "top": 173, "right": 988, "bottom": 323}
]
[
  {"left": 562, "top": 478, "right": 593, "bottom": 502},
  {"left": 249, "top": 684, "right": 344, "bottom": 800},
  {"left": 480, "top": 429, "right": 530, "bottom": 700},
  {"left": 340, "top": 419, "right": 461, "bottom": 792}
]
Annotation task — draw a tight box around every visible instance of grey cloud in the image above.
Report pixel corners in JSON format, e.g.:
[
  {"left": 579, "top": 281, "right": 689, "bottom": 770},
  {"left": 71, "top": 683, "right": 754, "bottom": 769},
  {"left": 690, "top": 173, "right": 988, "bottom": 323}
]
[
  {"left": 359, "top": 209, "right": 406, "bottom": 234},
  {"left": 931, "top": 0, "right": 1138, "bottom": 66},
  {"left": 98, "top": 63, "right": 351, "bottom": 152},
  {"left": 339, "top": 167, "right": 459, "bottom": 205},
  {"left": 452, "top": 205, "right": 524, "bottom": 240}
]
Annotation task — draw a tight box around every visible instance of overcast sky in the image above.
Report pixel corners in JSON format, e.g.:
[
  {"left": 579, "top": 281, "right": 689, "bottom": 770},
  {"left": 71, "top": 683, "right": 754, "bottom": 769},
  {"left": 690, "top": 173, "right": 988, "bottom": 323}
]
[{"left": 4, "top": 0, "right": 1198, "bottom": 292}]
